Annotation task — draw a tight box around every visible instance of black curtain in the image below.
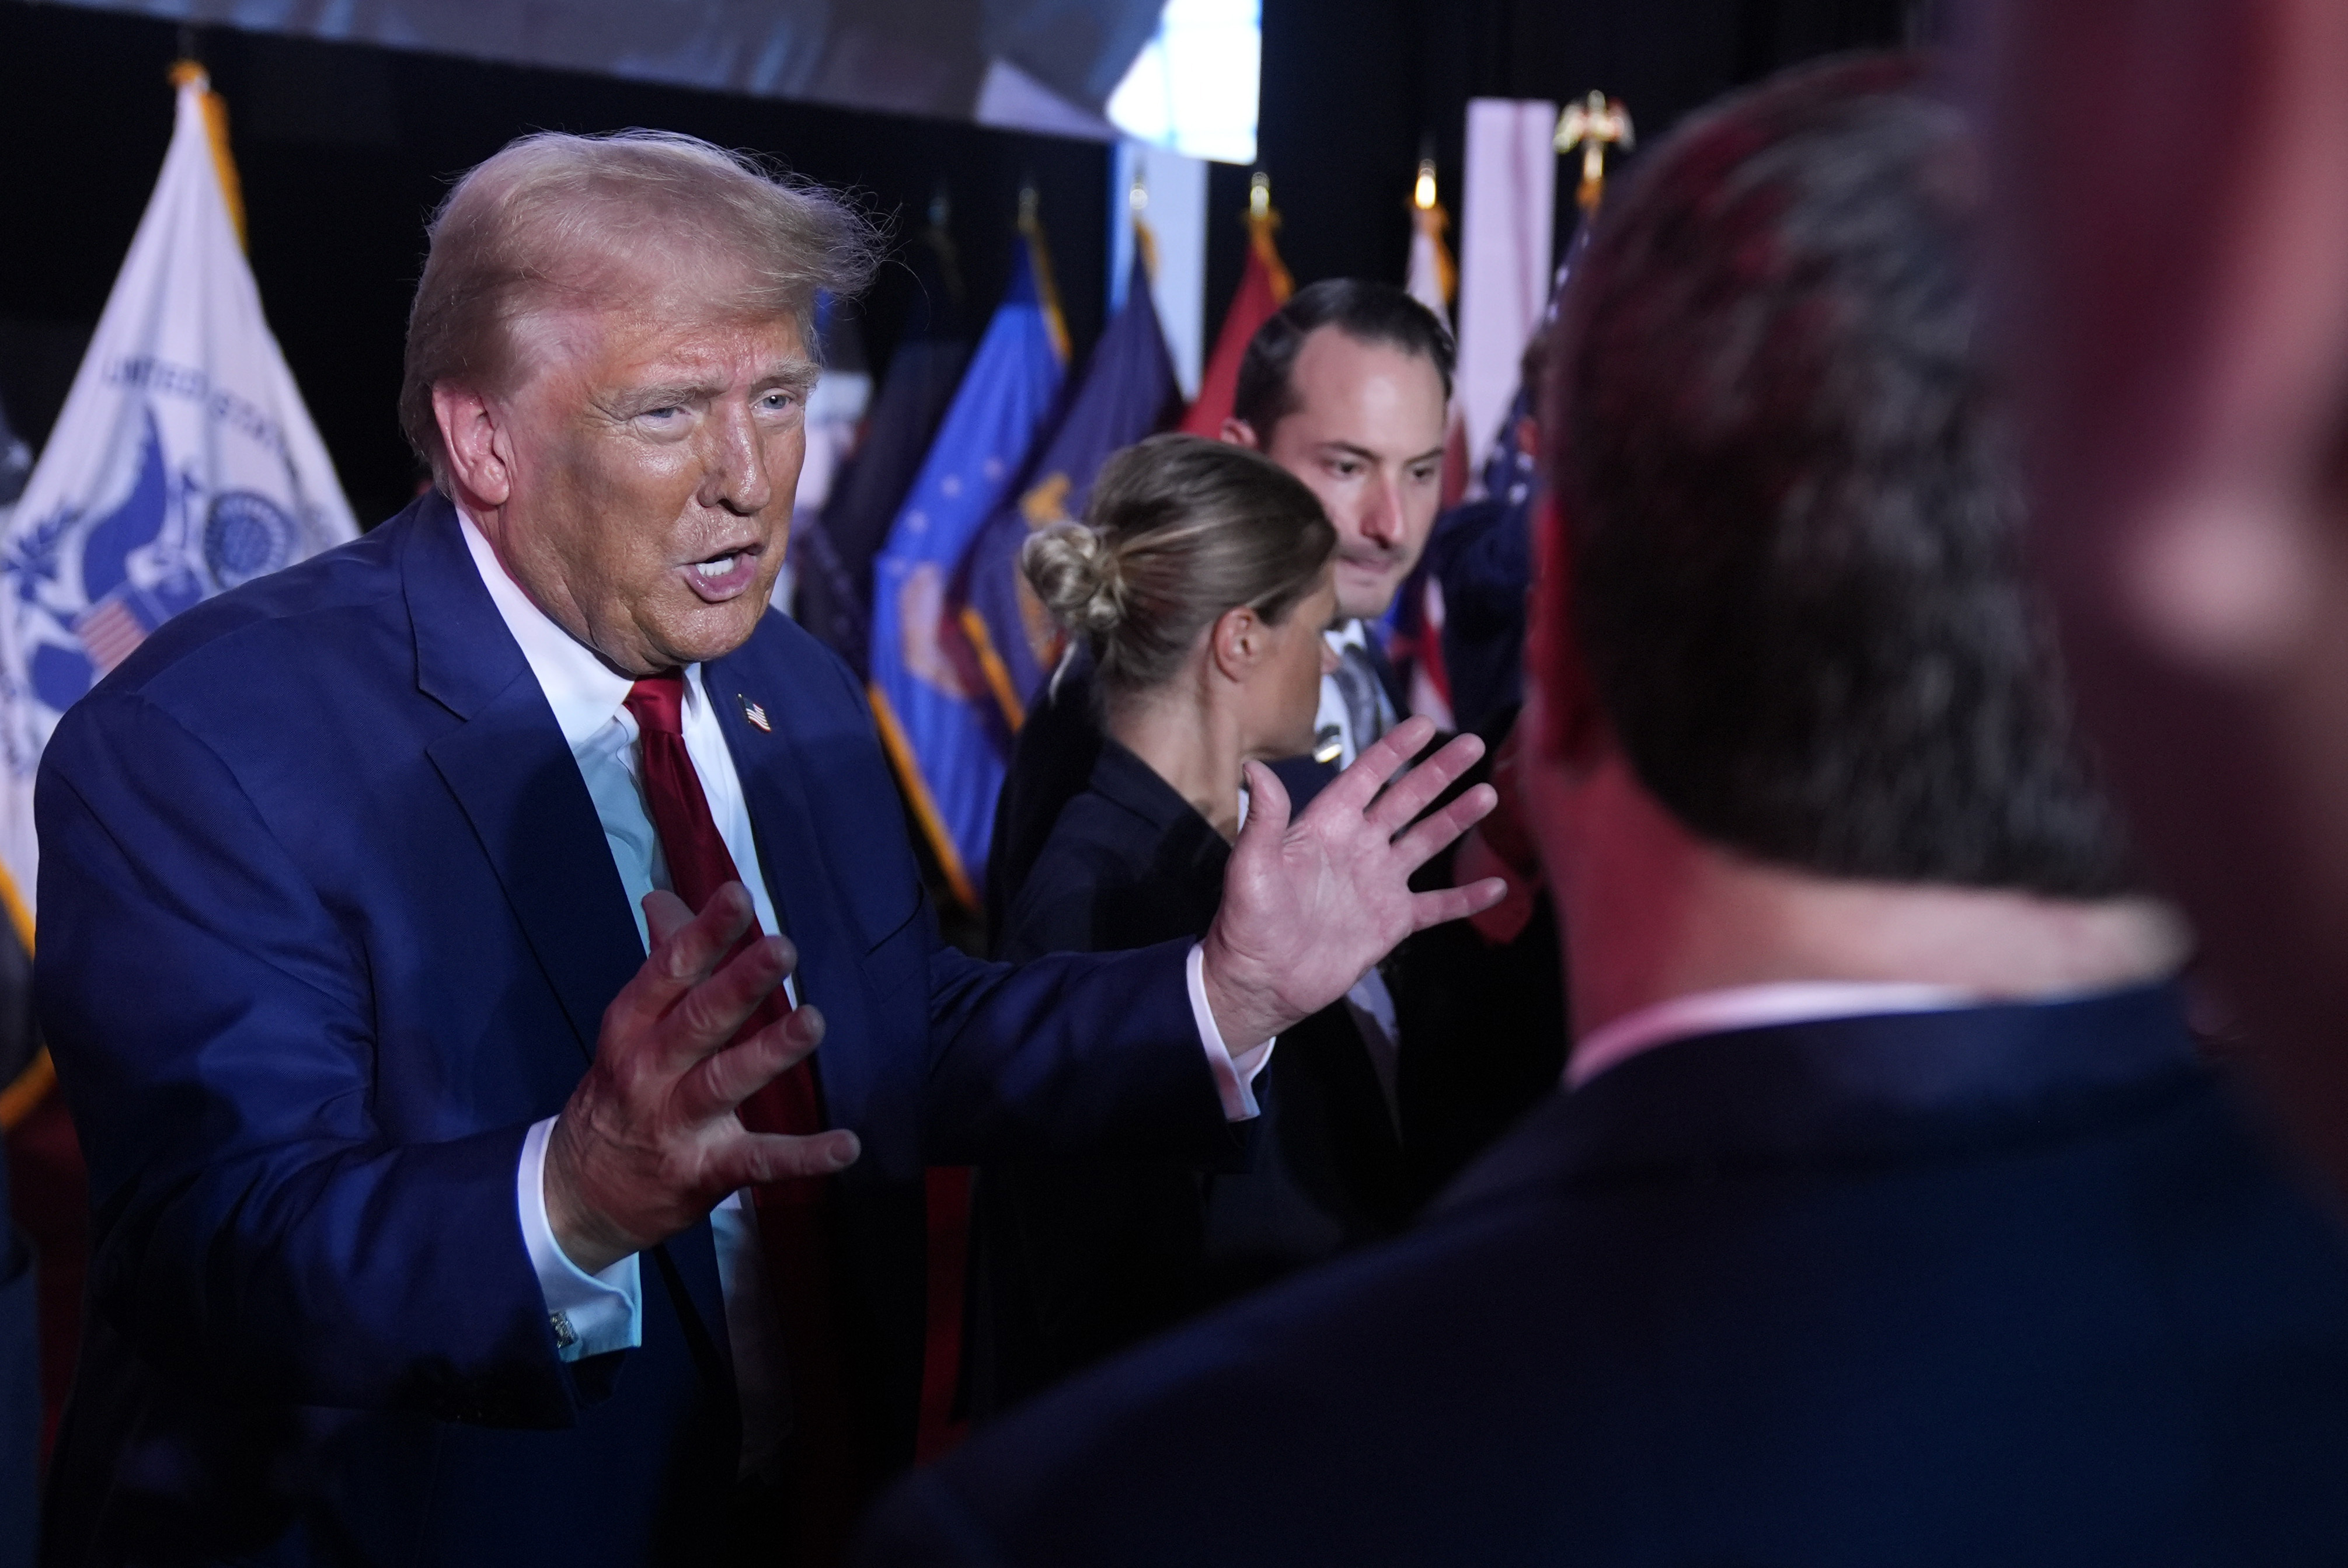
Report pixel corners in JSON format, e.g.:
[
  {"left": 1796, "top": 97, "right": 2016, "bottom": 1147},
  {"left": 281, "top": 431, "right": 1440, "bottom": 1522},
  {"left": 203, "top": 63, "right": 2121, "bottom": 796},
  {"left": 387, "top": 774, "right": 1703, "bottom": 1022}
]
[{"left": 0, "top": 0, "right": 1922, "bottom": 528}]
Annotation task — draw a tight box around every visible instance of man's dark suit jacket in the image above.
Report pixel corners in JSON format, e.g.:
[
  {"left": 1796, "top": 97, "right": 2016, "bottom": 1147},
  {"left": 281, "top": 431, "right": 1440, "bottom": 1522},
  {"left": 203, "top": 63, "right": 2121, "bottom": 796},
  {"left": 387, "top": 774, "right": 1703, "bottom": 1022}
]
[
  {"left": 31, "top": 494, "right": 1231, "bottom": 1567},
  {"left": 858, "top": 986, "right": 2348, "bottom": 1566},
  {"left": 969, "top": 740, "right": 1408, "bottom": 1419}
]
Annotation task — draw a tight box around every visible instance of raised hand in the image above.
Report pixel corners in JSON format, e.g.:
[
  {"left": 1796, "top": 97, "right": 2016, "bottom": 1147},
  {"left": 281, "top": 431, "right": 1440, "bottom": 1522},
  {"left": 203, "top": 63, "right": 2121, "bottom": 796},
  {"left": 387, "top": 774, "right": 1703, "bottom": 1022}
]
[
  {"left": 1200, "top": 715, "right": 1509, "bottom": 1050},
  {"left": 543, "top": 883, "right": 861, "bottom": 1274}
]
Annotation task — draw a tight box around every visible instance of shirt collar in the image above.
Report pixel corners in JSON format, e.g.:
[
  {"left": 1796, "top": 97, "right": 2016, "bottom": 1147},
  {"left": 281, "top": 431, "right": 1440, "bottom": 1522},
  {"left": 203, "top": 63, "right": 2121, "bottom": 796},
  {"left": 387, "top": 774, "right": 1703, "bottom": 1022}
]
[
  {"left": 455, "top": 505, "right": 705, "bottom": 750},
  {"left": 1567, "top": 981, "right": 1980, "bottom": 1091}
]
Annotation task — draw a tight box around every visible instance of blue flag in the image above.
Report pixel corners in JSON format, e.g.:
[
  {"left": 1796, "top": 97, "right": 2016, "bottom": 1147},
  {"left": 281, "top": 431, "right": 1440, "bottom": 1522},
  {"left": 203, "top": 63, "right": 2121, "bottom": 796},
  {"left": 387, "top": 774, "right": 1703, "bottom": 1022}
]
[
  {"left": 792, "top": 224, "right": 973, "bottom": 675},
  {"left": 957, "top": 246, "right": 1179, "bottom": 720},
  {"left": 867, "top": 222, "right": 1068, "bottom": 908}
]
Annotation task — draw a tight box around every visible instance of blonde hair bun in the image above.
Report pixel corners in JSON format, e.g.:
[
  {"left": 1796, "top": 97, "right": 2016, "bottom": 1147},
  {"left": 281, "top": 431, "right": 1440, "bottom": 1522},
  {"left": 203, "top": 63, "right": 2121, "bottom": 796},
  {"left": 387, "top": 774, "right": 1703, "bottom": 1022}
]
[
  {"left": 1020, "top": 435, "right": 1336, "bottom": 695},
  {"left": 1021, "top": 521, "right": 1127, "bottom": 640}
]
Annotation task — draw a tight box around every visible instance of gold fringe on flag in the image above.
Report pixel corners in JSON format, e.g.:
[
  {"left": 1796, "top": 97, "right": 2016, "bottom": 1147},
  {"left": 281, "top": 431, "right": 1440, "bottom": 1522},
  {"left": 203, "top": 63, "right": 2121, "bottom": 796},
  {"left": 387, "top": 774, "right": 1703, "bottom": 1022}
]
[
  {"left": 867, "top": 684, "right": 981, "bottom": 912},
  {"left": 169, "top": 61, "right": 246, "bottom": 251}
]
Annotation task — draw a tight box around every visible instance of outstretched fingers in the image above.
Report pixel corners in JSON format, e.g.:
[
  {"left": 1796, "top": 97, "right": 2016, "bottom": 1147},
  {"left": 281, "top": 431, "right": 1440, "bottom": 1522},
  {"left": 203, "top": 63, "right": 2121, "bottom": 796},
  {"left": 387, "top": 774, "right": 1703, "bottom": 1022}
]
[
  {"left": 719, "top": 1128, "right": 863, "bottom": 1188},
  {"left": 1389, "top": 782, "right": 1500, "bottom": 872},
  {"left": 1364, "top": 731, "right": 1489, "bottom": 835},
  {"left": 674, "top": 1002, "right": 827, "bottom": 1124},
  {"left": 608, "top": 884, "right": 755, "bottom": 1034},
  {"left": 1312, "top": 715, "right": 1441, "bottom": 818},
  {"left": 1406, "top": 876, "right": 1511, "bottom": 933},
  {"left": 642, "top": 888, "right": 696, "bottom": 949},
  {"left": 654, "top": 932, "right": 796, "bottom": 1072}
]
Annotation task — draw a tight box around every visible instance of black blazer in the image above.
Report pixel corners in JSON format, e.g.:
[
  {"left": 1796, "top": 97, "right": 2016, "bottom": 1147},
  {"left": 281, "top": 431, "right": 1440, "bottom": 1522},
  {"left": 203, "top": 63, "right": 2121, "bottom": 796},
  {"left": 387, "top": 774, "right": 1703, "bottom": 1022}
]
[
  {"left": 988, "top": 655, "right": 1566, "bottom": 1208},
  {"left": 865, "top": 986, "right": 2348, "bottom": 1566},
  {"left": 967, "top": 739, "right": 1410, "bottom": 1419}
]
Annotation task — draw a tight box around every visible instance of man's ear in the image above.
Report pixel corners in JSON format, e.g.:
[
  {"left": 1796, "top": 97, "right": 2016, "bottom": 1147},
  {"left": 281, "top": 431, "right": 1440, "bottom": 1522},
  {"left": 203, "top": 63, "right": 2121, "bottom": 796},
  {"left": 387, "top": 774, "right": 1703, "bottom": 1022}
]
[
  {"left": 432, "top": 383, "right": 514, "bottom": 508},
  {"left": 1220, "top": 417, "right": 1262, "bottom": 452},
  {"left": 1524, "top": 492, "right": 1606, "bottom": 771},
  {"left": 1208, "top": 604, "right": 1265, "bottom": 684}
]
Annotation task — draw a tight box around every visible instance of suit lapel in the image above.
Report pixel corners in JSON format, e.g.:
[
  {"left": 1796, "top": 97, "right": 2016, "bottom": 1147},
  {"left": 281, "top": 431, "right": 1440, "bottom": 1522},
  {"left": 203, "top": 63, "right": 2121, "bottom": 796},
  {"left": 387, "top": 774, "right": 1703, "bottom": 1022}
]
[
  {"left": 402, "top": 497, "right": 735, "bottom": 1358},
  {"left": 703, "top": 653, "right": 874, "bottom": 1134},
  {"left": 426, "top": 680, "right": 642, "bottom": 1061},
  {"left": 404, "top": 498, "right": 641, "bottom": 1060}
]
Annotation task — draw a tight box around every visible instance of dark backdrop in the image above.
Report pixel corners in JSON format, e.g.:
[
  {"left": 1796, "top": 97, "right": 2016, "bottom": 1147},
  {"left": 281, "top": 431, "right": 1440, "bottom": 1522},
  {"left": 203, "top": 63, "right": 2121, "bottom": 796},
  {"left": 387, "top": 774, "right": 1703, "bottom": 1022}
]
[{"left": 0, "top": 0, "right": 1915, "bottom": 528}]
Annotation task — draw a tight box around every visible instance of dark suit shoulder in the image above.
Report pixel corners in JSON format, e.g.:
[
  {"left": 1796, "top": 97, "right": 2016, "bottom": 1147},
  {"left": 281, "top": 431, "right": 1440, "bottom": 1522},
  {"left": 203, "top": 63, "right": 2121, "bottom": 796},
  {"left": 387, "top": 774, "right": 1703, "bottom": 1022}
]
[
  {"left": 1000, "top": 768, "right": 1225, "bottom": 961},
  {"left": 105, "top": 510, "right": 409, "bottom": 698},
  {"left": 859, "top": 1007, "right": 2348, "bottom": 1568},
  {"left": 1000, "top": 796, "right": 1168, "bottom": 961},
  {"left": 41, "top": 512, "right": 421, "bottom": 794}
]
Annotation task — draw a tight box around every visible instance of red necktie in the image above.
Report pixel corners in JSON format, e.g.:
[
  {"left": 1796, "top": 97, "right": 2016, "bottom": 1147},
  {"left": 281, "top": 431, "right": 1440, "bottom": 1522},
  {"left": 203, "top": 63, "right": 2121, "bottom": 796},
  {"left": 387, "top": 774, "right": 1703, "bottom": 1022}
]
[{"left": 623, "top": 672, "right": 862, "bottom": 1563}]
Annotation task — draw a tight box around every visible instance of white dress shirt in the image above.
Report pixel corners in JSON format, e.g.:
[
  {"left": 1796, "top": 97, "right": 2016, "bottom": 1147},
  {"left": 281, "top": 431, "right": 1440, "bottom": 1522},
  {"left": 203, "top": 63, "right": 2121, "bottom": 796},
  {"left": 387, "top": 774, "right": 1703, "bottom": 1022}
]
[
  {"left": 1312, "top": 619, "right": 1398, "bottom": 772},
  {"left": 1566, "top": 981, "right": 1984, "bottom": 1090},
  {"left": 1314, "top": 621, "right": 1404, "bottom": 1125},
  {"left": 457, "top": 514, "right": 1267, "bottom": 1476}
]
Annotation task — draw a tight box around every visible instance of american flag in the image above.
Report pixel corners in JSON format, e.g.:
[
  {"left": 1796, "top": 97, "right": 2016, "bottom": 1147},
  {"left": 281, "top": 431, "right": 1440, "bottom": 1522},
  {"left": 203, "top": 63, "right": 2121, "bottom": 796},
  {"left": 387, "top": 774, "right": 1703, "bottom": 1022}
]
[{"left": 74, "top": 595, "right": 149, "bottom": 674}]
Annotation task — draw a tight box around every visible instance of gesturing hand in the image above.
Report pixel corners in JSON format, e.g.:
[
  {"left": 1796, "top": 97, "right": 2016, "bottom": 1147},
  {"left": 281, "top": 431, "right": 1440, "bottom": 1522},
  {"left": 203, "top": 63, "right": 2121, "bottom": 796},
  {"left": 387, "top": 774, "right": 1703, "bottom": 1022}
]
[
  {"left": 1200, "top": 716, "right": 1509, "bottom": 1050},
  {"left": 544, "top": 883, "right": 861, "bottom": 1275}
]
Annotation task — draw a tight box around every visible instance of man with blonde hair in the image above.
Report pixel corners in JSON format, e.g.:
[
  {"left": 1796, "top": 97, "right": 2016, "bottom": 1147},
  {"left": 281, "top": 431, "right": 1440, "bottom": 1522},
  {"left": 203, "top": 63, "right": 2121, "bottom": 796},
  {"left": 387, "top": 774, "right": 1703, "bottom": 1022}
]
[{"left": 33, "top": 131, "right": 1499, "bottom": 1567}]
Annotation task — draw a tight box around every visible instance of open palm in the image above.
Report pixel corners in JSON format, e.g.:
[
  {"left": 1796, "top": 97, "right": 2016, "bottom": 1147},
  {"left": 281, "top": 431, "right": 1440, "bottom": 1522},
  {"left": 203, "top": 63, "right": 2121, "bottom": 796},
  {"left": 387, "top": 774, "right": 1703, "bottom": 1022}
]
[{"left": 1202, "top": 716, "right": 1508, "bottom": 1048}]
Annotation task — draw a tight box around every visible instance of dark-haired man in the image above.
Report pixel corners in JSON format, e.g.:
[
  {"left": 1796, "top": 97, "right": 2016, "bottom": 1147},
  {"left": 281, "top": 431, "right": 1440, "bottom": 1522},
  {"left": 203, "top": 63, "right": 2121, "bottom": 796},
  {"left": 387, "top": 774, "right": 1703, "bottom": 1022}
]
[
  {"left": 1222, "top": 278, "right": 1450, "bottom": 771},
  {"left": 1995, "top": 0, "right": 2348, "bottom": 1204},
  {"left": 987, "top": 279, "right": 1452, "bottom": 925},
  {"left": 857, "top": 55, "right": 2348, "bottom": 1567}
]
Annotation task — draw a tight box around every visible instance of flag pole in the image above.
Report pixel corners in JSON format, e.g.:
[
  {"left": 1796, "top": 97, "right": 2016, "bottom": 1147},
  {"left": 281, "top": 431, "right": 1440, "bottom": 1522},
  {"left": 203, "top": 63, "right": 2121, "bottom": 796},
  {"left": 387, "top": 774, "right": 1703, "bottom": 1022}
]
[
  {"left": 6, "top": 61, "right": 250, "bottom": 1130},
  {"left": 168, "top": 61, "right": 246, "bottom": 250}
]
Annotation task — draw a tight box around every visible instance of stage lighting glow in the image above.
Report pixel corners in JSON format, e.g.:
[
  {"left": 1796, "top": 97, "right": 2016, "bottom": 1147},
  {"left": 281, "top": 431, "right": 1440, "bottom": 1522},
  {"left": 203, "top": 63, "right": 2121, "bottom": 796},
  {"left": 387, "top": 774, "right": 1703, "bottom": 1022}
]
[{"left": 1106, "top": 0, "right": 1260, "bottom": 165}]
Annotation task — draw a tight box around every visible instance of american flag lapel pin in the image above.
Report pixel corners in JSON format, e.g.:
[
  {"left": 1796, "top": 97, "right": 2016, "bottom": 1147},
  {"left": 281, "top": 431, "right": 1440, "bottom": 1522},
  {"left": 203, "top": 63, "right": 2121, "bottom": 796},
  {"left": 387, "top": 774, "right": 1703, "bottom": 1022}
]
[{"left": 737, "top": 694, "right": 771, "bottom": 732}]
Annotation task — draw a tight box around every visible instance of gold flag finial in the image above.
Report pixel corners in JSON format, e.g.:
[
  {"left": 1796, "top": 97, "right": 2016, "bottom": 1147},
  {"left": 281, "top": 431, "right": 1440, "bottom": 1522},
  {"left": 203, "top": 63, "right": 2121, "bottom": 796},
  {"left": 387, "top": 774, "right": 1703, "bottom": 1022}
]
[
  {"left": 1556, "top": 90, "right": 1633, "bottom": 212},
  {"left": 169, "top": 60, "right": 246, "bottom": 250},
  {"left": 1243, "top": 172, "right": 1291, "bottom": 302},
  {"left": 1409, "top": 159, "right": 1455, "bottom": 306}
]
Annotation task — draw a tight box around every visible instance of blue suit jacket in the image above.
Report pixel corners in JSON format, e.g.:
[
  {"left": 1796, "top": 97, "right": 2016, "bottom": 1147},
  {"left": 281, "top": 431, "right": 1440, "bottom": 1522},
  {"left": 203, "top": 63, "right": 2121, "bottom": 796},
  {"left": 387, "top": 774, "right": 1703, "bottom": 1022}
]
[
  {"left": 33, "top": 494, "right": 1223, "bottom": 1567},
  {"left": 0, "top": 1150, "right": 33, "bottom": 1568},
  {"left": 858, "top": 986, "right": 2348, "bottom": 1567}
]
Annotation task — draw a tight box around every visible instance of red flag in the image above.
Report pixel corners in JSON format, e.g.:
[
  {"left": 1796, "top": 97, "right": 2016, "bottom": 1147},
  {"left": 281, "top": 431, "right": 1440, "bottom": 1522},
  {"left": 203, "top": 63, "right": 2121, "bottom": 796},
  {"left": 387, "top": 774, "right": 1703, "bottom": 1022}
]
[{"left": 1180, "top": 201, "right": 1294, "bottom": 436}]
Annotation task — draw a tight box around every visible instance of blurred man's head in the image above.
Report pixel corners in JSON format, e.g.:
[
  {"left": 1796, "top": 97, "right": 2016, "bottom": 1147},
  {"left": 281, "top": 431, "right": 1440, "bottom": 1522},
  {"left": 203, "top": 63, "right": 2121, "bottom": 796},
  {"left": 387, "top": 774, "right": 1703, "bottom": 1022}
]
[
  {"left": 402, "top": 131, "right": 876, "bottom": 675},
  {"left": 1994, "top": 0, "right": 2348, "bottom": 1184},
  {"left": 1525, "top": 55, "right": 2176, "bottom": 1031},
  {"left": 1224, "top": 280, "right": 1452, "bottom": 621}
]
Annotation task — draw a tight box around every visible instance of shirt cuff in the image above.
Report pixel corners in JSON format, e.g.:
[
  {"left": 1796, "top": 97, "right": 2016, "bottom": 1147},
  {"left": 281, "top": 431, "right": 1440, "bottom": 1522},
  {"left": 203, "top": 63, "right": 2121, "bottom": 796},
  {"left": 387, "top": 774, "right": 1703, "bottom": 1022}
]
[
  {"left": 517, "top": 1116, "right": 643, "bottom": 1361},
  {"left": 1187, "top": 942, "right": 1275, "bottom": 1121}
]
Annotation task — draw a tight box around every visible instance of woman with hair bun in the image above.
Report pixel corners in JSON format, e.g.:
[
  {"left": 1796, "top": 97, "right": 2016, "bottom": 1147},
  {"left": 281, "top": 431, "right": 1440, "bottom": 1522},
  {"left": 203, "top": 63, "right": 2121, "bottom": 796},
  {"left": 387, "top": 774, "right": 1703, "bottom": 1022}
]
[{"left": 967, "top": 433, "right": 1413, "bottom": 1420}]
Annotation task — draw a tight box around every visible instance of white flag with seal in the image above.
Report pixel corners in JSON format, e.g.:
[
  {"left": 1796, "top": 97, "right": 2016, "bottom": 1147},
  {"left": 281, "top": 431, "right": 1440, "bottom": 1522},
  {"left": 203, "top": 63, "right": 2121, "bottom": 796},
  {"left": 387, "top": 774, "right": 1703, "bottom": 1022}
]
[
  {"left": 0, "top": 65, "right": 357, "bottom": 917},
  {"left": 1456, "top": 98, "right": 1556, "bottom": 479}
]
